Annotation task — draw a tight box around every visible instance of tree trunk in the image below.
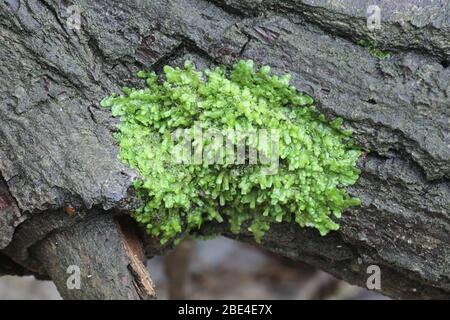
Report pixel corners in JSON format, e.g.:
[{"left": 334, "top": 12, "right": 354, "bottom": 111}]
[{"left": 0, "top": 0, "right": 449, "bottom": 299}]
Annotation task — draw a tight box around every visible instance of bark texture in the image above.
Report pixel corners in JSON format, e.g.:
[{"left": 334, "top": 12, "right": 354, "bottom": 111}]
[
  {"left": 32, "top": 214, "right": 155, "bottom": 300},
  {"left": 0, "top": 0, "right": 449, "bottom": 299}
]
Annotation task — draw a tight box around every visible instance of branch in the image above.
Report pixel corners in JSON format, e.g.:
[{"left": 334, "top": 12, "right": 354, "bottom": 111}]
[
  {"left": 0, "top": 0, "right": 448, "bottom": 299},
  {"left": 32, "top": 214, "right": 155, "bottom": 300}
]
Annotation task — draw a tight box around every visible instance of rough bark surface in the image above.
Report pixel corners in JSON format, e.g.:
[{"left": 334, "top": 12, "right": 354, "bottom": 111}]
[
  {"left": 32, "top": 214, "right": 155, "bottom": 300},
  {"left": 0, "top": 0, "right": 449, "bottom": 299}
]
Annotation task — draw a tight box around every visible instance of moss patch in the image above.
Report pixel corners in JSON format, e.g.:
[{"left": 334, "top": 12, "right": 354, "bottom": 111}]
[
  {"left": 358, "top": 39, "right": 391, "bottom": 59},
  {"left": 101, "top": 60, "right": 361, "bottom": 244}
]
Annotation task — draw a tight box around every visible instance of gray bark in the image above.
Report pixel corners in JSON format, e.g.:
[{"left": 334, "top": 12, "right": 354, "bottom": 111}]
[
  {"left": 0, "top": 0, "right": 449, "bottom": 299},
  {"left": 32, "top": 214, "right": 155, "bottom": 300}
]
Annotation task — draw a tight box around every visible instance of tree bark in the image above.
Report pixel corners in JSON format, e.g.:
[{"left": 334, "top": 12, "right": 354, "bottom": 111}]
[
  {"left": 0, "top": 0, "right": 449, "bottom": 299},
  {"left": 32, "top": 214, "right": 155, "bottom": 300}
]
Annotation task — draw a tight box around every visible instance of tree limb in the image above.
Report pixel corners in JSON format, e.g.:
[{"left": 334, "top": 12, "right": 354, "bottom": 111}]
[
  {"left": 0, "top": 0, "right": 448, "bottom": 299},
  {"left": 32, "top": 214, "right": 155, "bottom": 300}
]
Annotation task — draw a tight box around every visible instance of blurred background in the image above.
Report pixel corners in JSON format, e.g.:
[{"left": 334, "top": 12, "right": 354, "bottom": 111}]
[{"left": 0, "top": 237, "right": 388, "bottom": 300}]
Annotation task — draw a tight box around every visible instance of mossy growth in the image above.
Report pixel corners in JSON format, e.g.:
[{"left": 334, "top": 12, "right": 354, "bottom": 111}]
[
  {"left": 357, "top": 39, "right": 391, "bottom": 59},
  {"left": 101, "top": 60, "right": 361, "bottom": 244}
]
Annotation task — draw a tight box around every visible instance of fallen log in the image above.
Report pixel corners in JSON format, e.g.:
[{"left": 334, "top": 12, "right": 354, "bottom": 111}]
[{"left": 0, "top": 0, "right": 448, "bottom": 299}]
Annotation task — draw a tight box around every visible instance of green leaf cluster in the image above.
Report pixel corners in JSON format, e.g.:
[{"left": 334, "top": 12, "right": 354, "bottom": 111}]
[{"left": 101, "top": 60, "right": 361, "bottom": 244}]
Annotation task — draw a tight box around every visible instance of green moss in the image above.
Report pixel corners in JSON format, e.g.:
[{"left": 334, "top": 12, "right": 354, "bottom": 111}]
[
  {"left": 357, "top": 39, "right": 391, "bottom": 59},
  {"left": 101, "top": 60, "right": 361, "bottom": 244}
]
